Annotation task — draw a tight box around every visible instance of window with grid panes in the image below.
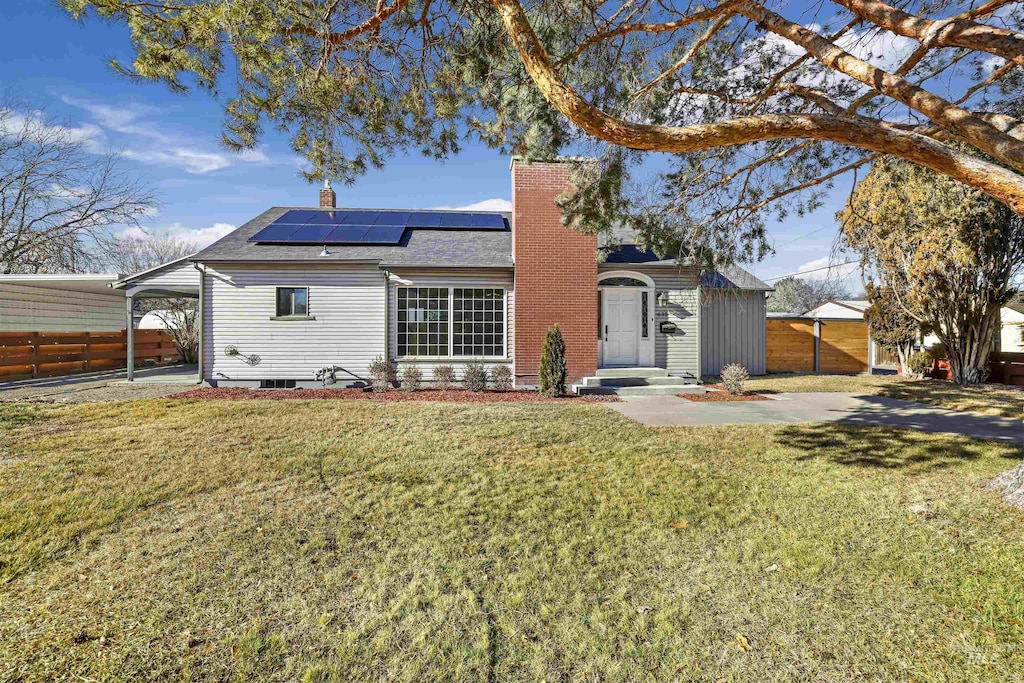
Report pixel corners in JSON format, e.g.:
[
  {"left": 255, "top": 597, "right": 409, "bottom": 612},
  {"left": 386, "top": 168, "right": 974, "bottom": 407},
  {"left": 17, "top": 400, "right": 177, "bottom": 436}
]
[
  {"left": 397, "top": 287, "right": 449, "bottom": 356},
  {"left": 453, "top": 288, "right": 505, "bottom": 357}
]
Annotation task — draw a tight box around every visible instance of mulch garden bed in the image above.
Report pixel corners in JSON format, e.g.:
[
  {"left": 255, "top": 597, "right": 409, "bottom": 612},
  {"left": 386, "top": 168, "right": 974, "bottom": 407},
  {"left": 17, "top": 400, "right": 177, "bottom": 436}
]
[
  {"left": 168, "top": 387, "right": 620, "bottom": 403},
  {"left": 679, "top": 385, "right": 770, "bottom": 402}
]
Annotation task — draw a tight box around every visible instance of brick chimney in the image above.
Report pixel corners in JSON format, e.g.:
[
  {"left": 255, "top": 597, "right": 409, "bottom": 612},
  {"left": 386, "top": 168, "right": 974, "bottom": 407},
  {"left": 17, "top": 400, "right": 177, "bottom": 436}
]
[
  {"left": 511, "top": 158, "right": 598, "bottom": 387},
  {"left": 319, "top": 178, "right": 336, "bottom": 208}
]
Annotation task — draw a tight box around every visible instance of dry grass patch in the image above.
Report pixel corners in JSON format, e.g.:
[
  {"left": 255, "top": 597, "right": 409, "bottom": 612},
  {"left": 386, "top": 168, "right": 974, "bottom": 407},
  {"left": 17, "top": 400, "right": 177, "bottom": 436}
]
[
  {"left": 0, "top": 399, "right": 1022, "bottom": 681},
  {"left": 740, "top": 373, "right": 1024, "bottom": 418}
]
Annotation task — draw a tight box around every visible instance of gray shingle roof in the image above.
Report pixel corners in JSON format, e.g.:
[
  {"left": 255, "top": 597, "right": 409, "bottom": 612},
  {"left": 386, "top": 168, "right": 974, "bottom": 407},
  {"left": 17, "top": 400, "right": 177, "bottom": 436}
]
[
  {"left": 700, "top": 265, "right": 773, "bottom": 291},
  {"left": 602, "top": 243, "right": 772, "bottom": 291},
  {"left": 193, "top": 207, "right": 513, "bottom": 268}
]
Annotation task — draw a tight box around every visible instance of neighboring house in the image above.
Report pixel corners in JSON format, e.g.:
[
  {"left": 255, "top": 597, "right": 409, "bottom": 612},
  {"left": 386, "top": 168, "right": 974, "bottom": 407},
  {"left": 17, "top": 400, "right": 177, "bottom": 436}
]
[
  {"left": 1000, "top": 295, "right": 1024, "bottom": 352},
  {"left": 0, "top": 273, "right": 125, "bottom": 332},
  {"left": 114, "top": 159, "right": 772, "bottom": 389},
  {"left": 802, "top": 299, "right": 897, "bottom": 368}
]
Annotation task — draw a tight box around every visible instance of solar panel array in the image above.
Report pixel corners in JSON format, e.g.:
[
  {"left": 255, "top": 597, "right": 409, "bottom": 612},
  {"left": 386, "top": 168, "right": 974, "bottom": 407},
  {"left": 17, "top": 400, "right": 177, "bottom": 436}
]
[{"left": 248, "top": 210, "right": 507, "bottom": 244}]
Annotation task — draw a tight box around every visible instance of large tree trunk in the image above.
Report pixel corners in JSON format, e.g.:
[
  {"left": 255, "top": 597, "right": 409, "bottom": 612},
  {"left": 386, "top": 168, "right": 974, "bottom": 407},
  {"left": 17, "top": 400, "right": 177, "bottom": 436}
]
[
  {"left": 896, "top": 343, "right": 915, "bottom": 378},
  {"left": 941, "top": 305, "right": 1000, "bottom": 385}
]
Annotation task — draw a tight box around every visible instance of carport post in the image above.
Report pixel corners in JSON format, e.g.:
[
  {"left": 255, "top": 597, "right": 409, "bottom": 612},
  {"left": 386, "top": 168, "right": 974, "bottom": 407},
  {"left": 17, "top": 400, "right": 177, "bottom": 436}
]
[
  {"left": 813, "top": 320, "right": 821, "bottom": 373},
  {"left": 126, "top": 295, "right": 135, "bottom": 382}
]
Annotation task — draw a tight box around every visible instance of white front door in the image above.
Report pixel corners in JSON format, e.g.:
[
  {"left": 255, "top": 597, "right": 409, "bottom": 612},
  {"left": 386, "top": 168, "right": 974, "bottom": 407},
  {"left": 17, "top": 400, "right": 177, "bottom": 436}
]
[{"left": 603, "top": 289, "right": 639, "bottom": 366}]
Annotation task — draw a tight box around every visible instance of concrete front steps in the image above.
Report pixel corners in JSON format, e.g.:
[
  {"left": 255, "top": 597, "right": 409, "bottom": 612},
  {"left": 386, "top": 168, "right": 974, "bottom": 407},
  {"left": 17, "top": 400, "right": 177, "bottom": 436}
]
[{"left": 573, "top": 368, "right": 705, "bottom": 396}]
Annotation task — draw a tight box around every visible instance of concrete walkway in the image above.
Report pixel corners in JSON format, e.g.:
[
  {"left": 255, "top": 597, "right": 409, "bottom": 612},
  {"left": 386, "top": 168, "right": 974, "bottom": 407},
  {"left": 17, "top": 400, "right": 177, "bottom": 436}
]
[
  {"left": 609, "top": 392, "right": 1023, "bottom": 444},
  {"left": 0, "top": 365, "right": 200, "bottom": 403}
]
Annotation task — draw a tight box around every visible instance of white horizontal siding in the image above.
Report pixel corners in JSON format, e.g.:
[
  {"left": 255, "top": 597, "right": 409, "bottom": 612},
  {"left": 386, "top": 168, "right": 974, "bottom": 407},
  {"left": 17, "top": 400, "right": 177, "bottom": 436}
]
[
  {"left": 595, "top": 264, "right": 700, "bottom": 378},
  {"left": 204, "top": 264, "right": 386, "bottom": 384},
  {"left": 387, "top": 269, "right": 513, "bottom": 381},
  {"left": 125, "top": 260, "right": 200, "bottom": 296},
  {"left": 0, "top": 283, "right": 124, "bottom": 332}
]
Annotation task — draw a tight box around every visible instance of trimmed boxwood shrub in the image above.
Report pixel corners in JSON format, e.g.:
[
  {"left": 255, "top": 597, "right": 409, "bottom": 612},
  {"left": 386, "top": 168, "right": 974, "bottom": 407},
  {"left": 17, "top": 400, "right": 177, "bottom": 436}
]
[
  {"left": 433, "top": 364, "right": 456, "bottom": 390},
  {"left": 463, "top": 361, "right": 488, "bottom": 392},
  {"left": 368, "top": 356, "right": 396, "bottom": 392},
  {"left": 490, "top": 364, "right": 513, "bottom": 392},
  {"left": 399, "top": 365, "right": 422, "bottom": 392}
]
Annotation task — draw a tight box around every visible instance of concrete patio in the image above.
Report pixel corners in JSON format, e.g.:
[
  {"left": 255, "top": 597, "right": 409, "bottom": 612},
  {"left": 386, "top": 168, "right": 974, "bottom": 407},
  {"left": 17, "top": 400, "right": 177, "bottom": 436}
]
[{"left": 0, "top": 364, "right": 200, "bottom": 402}]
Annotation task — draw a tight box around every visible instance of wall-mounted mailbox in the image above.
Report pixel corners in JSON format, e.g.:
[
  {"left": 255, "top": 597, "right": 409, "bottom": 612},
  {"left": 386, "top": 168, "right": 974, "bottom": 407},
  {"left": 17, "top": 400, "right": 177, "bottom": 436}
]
[{"left": 659, "top": 321, "right": 678, "bottom": 334}]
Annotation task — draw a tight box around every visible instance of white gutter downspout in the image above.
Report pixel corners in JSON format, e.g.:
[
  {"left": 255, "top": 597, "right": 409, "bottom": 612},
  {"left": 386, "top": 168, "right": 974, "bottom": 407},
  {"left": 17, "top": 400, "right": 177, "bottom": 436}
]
[
  {"left": 194, "top": 263, "right": 206, "bottom": 384},
  {"left": 383, "top": 269, "right": 390, "bottom": 360}
]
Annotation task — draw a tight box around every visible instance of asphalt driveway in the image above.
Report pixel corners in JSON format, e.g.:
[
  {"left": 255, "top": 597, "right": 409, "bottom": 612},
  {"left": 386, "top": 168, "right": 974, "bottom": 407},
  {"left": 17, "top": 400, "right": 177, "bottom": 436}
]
[{"left": 610, "top": 392, "right": 1023, "bottom": 444}]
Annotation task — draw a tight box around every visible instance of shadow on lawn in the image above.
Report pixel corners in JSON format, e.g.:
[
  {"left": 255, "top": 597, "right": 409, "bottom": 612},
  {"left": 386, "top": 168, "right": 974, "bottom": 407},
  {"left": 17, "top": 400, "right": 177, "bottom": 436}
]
[{"left": 775, "top": 419, "right": 1022, "bottom": 472}]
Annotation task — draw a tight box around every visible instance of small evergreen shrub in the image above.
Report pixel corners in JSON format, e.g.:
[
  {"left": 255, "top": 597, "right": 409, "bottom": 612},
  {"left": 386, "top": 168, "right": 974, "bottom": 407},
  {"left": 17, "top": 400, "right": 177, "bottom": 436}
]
[
  {"left": 433, "top": 364, "right": 456, "bottom": 390},
  {"left": 907, "top": 351, "right": 933, "bottom": 377},
  {"left": 491, "top": 364, "right": 513, "bottom": 392},
  {"left": 463, "top": 361, "right": 488, "bottom": 392},
  {"left": 720, "top": 363, "right": 750, "bottom": 395},
  {"left": 538, "top": 325, "right": 567, "bottom": 397},
  {"left": 399, "top": 365, "right": 422, "bottom": 392},
  {"left": 368, "top": 356, "right": 396, "bottom": 392}
]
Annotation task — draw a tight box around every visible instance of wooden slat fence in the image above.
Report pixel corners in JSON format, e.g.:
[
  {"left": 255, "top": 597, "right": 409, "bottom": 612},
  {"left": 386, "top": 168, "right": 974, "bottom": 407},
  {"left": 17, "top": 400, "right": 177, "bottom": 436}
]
[
  {"left": 0, "top": 329, "right": 179, "bottom": 382},
  {"left": 767, "top": 317, "right": 870, "bottom": 374}
]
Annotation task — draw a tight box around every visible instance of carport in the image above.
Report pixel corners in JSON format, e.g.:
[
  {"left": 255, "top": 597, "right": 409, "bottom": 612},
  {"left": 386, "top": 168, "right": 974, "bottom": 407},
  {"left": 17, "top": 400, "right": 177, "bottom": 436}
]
[{"left": 110, "top": 255, "right": 204, "bottom": 383}]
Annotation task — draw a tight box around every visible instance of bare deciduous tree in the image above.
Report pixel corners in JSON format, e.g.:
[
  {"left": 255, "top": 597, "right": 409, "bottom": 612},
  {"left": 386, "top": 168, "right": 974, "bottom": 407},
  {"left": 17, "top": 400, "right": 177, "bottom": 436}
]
[
  {"left": 107, "top": 232, "right": 199, "bottom": 362},
  {"left": 103, "top": 233, "right": 196, "bottom": 275},
  {"left": 62, "top": 0, "right": 1024, "bottom": 265},
  {"left": 767, "top": 276, "right": 852, "bottom": 313},
  {"left": 0, "top": 103, "right": 156, "bottom": 274}
]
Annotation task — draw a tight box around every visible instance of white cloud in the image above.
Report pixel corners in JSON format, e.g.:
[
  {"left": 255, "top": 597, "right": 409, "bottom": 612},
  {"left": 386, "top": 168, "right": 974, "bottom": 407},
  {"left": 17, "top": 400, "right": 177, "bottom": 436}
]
[
  {"left": 794, "top": 256, "right": 863, "bottom": 292},
  {"left": 0, "top": 109, "right": 104, "bottom": 150},
  {"left": 119, "top": 222, "right": 237, "bottom": 248},
  {"left": 62, "top": 96, "right": 273, "bottom": 174},
  {"left": 433, "top": 198, "right": 512, "bottom": 212}
]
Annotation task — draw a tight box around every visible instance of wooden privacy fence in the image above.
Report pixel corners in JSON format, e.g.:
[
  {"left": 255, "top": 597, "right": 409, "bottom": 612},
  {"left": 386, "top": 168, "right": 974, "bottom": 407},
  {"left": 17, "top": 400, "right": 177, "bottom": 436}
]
[
  {"left": 0, "top": 329, "right": 179, "bottom": 382},
  {"left": 987, "top": 351, "right": 1024, "bottom": 385},
  {"left": 767, "top": 317, "right": 870, "bottom": 374}
]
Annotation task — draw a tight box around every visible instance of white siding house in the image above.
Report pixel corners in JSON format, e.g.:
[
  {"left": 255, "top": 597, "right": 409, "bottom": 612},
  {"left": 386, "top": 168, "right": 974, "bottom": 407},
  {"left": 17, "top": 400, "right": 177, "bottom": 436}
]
[{"left": 203, "top": 263, "right": 387, "bottom": 386}]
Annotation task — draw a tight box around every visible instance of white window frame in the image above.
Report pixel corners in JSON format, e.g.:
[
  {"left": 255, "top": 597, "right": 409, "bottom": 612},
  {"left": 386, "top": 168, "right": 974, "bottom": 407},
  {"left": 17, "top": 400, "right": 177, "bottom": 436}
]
[
  {"left": 395, "top": 285, "right": 508, "bottom": 360},
  {"left": 273, "top": 286, "right": 311, "bottom": 319}
]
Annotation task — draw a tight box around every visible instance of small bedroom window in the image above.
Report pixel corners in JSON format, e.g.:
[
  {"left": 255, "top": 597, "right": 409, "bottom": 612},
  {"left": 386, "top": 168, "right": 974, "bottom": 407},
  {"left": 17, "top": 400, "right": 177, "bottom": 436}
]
[{"left": 275, "top": 287, "right": 309, "bottom": 317}]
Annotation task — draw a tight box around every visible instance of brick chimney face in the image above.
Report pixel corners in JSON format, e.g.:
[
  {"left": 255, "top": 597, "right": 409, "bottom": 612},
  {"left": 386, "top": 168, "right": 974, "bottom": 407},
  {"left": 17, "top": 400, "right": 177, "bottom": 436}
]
[
  {"left": 319, "top": 186, "right": 336, "bottom": 208},
  {"left": 511, "top": 160, "right": 598, "bottom": 386}
]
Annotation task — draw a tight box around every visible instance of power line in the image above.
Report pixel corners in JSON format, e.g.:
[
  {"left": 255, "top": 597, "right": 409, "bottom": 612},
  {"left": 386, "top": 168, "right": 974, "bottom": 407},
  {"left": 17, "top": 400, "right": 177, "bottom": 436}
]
[{"left": 765, "top": 262, "right": 860, "bottom": 282}]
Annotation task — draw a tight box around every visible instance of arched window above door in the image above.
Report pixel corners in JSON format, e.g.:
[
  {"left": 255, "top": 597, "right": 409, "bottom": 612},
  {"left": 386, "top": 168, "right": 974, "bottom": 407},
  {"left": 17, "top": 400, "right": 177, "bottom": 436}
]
[{"left": 600, "top": 277, "right": 648, "bottom": 287}]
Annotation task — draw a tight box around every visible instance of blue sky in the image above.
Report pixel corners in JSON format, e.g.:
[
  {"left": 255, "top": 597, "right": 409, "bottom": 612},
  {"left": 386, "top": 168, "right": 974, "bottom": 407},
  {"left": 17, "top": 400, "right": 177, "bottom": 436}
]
[{"left": 3, "top": 2, "right": 857, "bottom": 288}]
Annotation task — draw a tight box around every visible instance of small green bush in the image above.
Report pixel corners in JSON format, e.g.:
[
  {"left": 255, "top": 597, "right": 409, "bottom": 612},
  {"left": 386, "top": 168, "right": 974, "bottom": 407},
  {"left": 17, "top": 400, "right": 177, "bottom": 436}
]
[
  {"left": 367, "top": 356, "right": 396, "bottom": 392},
  {"left": 720, "top": 363, "right": 750, "bottom": 395},
  {"left": 491, "top": 364, "right": 513, "bottom": 392},
  {"left": 463, "top": 361, "right": 488, "bottom": 392},
  {"left": 433, "top": 365, "right": 456, "bottom": 390},
  {"left": 399, "top": 365, "right": 422, "bottom": 392},
  {"left": 907, "top": 351, "right": 933, "bottom": 377},
  {"left": 538, "top": 325, "right": 567, "bottom": 397}
]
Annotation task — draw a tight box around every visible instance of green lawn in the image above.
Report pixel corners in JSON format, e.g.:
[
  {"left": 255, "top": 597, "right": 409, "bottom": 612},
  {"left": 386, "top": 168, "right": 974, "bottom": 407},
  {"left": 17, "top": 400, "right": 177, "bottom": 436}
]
[
  {"left": 738, "top": 373, "right": 1024, "bottom": 418},
  {"left": 1, "top": 399, "right": 1022, "bottom": 681}
]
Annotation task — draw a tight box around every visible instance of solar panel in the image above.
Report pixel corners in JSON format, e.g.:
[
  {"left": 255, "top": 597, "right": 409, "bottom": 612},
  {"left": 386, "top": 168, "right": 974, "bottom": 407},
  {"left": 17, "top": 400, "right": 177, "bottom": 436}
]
[
  {"left": 305, "top": 210, "right": 346, "bottom": 224},
  {"left": 439, "top": 212, "right": 475, "bottom": 228},
  {"left": 291, "top": 225, "right": 336, "bottom": 242},
  {"left": 406, "top": 212, "right": 442, "bottom": 228},
  {"left": 249, "top": 224, "right": 301, "bottom": 242},
  {"left": 248, "top": 209, "right": 507, "bottom": 243},
  {"left": 375, "top": 211, "right": 409, "bottom": 226},
  {"left": 339, "top": 210, "right": 379, "bottom": 225},
  {"left": 275, "top": 210, "right": 321, "bottom": 224},
  {"left": 363, "top": 225, "right": 406, "bottom": 243},
  {"left": 471, "top": 213, "right": 506, "bottom": 228},
  {"left": 324, "top": 225, "right": 371, "bottom": 242}
]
